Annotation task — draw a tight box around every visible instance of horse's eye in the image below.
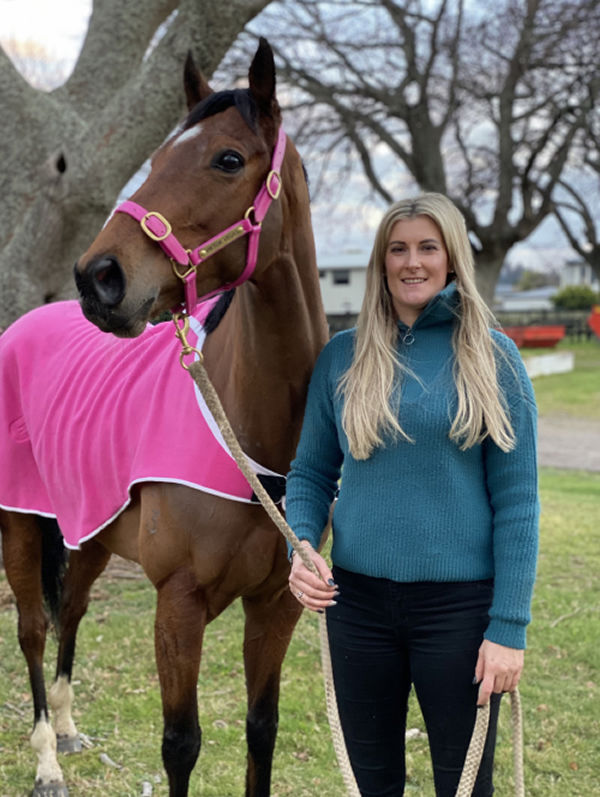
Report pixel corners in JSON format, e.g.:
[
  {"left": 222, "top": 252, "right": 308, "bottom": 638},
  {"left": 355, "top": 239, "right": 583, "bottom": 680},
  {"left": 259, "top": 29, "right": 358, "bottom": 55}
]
[{"left": 212, "top": 150, "right": 245, "bottom": 173}]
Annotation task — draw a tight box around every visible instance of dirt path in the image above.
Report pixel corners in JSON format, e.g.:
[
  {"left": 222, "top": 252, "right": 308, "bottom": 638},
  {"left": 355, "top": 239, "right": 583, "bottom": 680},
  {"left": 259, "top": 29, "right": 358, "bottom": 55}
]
[{"left": 537, "top": 415, "right": 600, "bottom": 472}]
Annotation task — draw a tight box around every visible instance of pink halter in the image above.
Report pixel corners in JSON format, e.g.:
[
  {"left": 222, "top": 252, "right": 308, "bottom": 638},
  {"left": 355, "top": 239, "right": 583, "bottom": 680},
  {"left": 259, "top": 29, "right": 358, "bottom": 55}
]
[{"left": 115, "top": 126, "right": 287, "bottom": 316}]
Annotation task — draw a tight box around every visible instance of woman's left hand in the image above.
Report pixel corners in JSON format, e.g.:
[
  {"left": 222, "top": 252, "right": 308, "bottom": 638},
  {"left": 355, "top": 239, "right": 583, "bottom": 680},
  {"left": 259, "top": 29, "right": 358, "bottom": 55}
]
[{"left": 475, "top": 640, "right": 524, "bottom": 706}]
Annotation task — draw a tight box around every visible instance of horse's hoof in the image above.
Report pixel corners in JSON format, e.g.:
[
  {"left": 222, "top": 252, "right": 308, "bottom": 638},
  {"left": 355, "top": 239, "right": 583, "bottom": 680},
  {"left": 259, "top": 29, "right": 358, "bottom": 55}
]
[
  {"left": 31, "top": 783, "right": 69, "bottom": 797},
  {"left": 56, "top": 733, "right": 82, "bottom": 754}
]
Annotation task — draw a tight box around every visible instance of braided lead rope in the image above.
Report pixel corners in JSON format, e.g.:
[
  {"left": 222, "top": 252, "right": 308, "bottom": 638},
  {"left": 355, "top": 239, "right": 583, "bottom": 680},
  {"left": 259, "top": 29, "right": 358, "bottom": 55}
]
[
  {"left": 184, "top": 356, "right": 524, "bottom": 797},
  {"left": 187, "top": 362, "right": 314, "bottom": 572},
  {"left": 511, "top": 688, "right": 525, "bottom": 797},
  {"left": 456, "top": 690, "right": 524, "bottom": 797},
  {"left": 318, "top": 610, "right": 362, "bottom": 797},
  {"left": 455, "top": 703, "right": 490, "bottom": 797},
  {"left": 186, "top": 360, "right": 358, "bottom": 791}
]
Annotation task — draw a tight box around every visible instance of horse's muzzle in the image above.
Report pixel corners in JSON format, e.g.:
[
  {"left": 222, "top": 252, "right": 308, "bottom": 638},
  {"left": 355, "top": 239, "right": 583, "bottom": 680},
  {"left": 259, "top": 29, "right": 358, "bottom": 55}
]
[
  {"left": 73, "top": 256, "right": 147, "bottom": 336},
  {"left": 74, "top": 255, "right": 126, "bottom": 309}
]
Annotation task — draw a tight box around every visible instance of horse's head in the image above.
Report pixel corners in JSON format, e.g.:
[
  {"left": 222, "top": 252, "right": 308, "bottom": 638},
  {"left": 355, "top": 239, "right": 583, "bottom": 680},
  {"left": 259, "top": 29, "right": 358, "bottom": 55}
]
[{"left": 74, "top": 38, "right": 284, "bottom": 336}]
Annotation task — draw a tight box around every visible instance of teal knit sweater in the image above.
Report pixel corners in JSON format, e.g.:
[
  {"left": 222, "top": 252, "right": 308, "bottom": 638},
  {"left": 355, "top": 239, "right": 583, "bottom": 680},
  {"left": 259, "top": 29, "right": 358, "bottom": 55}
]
[{"left": 286, "top": 284, "right": 539, "bottom": 649}]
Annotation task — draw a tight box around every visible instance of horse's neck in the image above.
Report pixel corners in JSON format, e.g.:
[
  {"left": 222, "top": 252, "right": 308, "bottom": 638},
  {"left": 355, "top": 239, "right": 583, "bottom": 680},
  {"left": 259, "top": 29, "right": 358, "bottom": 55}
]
[{"left": 204, "top": 214, "right": 328, "bottom": 473}]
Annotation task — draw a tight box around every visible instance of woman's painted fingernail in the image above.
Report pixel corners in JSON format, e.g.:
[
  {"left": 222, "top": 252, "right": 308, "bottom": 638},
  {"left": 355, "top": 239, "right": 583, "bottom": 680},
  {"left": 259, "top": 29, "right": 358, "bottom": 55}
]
[
  {"left": 328, "top": 600, "right": 338, "bottom": 607},
  {"left": 316, "top": 609, "right": 324, "bottom": 614},
  {"left": 327, "top": 578, "right": 336, "bottom": 586},
  {"left": 472, "top": 676, "right": 479, "bottom": 685}
]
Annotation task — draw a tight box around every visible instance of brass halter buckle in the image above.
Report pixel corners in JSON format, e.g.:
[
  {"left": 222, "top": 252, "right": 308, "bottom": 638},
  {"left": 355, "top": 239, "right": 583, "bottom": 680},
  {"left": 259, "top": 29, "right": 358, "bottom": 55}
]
[{"left": 140, "top": 211, "right": 173, "bottom": 242}]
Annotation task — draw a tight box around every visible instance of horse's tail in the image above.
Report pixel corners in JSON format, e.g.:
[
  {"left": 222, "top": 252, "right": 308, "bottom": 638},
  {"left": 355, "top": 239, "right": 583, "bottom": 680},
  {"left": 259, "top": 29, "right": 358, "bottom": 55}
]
[{"left": 38, "top": 516, "right": 69, "bottom": 632}]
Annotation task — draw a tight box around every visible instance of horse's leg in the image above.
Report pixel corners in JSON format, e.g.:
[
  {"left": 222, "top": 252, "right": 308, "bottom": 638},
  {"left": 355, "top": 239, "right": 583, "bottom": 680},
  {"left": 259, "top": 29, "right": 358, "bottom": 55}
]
[
  {"left": 154, "top": 567, "right": 207, "bottom": 797},
  {"left": 0, "top": 510, "right": 68, "bottom": 796},
  {"left": 242, "top": 586, "right": 303, "bottom": 797},
  {"left": 49, "top": 540, "right": 112, "bottom": 753}
]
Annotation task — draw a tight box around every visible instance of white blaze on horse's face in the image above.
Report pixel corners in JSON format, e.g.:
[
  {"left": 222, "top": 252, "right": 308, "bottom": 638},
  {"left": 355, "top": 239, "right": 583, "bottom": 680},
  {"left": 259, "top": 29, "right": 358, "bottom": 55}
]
[{"left": 171, "top": 123, "right": 205, "bottom": 147}]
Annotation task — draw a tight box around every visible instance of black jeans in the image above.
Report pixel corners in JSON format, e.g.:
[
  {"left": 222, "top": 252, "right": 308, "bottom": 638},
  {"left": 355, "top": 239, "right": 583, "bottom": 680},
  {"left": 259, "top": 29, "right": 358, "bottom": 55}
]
[{"left": 326, "top": 567, "right": 502, "bottom": 797}]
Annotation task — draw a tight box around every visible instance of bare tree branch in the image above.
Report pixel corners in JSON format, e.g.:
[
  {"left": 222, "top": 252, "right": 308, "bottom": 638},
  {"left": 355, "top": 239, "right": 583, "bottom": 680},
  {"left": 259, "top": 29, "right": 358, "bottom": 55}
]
[{"left": 238, "top": 0, "right": 599, "bottom": 302}]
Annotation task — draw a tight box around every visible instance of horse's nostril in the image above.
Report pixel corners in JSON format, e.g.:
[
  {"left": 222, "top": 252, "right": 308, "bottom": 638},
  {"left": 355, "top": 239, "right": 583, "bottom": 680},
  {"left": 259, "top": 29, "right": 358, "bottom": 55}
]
[
  {"left": 95, "top": 265, "right": 111, "bottom": 283},
  {"left": 76, "top": 255, "right": 126, "bottom": 308}
]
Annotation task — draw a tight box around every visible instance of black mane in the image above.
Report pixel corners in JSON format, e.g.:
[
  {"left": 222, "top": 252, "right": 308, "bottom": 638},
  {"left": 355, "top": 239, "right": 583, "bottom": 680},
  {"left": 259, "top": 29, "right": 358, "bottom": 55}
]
[
  {"left": 184, "top": 89, "right": 258, "bottom": 133},
  {"left": 204, "top": 290, "right": 236, "bottom": 334}
]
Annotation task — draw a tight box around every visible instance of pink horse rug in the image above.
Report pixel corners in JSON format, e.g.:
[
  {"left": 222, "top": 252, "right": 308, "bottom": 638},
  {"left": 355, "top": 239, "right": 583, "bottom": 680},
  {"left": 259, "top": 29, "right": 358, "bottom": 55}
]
[{"left": 0, "top": 300, "right": 284, "bottom": 549}]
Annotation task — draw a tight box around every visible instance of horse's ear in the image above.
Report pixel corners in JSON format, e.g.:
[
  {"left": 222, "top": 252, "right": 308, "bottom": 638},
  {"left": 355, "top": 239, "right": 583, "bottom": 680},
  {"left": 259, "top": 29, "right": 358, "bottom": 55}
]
[
  {"left": 184, "top": 51, "right": 213, "bottom": 111},
  {"left": 248, "top": 37, "right": 277, "bottom": 115}
]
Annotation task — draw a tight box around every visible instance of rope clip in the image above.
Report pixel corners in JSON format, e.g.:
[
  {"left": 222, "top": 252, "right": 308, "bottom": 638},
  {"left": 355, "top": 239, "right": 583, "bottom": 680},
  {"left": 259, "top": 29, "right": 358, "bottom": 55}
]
[{"left": 172, "top": 313, "right": 202, "bottom": 371}]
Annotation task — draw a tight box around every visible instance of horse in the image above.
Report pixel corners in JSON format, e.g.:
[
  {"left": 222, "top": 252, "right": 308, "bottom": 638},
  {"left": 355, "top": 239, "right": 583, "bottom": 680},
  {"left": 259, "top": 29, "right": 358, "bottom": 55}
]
[{"left": 0, "top": 37, "right": 329, "bottom": 797}]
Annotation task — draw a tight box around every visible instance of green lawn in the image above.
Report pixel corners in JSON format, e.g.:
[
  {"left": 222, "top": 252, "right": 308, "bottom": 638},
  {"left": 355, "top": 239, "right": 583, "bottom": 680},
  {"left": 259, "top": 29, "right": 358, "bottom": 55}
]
[
  {"left": 1, "top": 465, "right": 598, "bottom": 796},
  {"left": 0, "top": 341, "right": 598, "bottom": 795},
  {"left": 524, "top": 341, "right": 600, "bottom": 420}
]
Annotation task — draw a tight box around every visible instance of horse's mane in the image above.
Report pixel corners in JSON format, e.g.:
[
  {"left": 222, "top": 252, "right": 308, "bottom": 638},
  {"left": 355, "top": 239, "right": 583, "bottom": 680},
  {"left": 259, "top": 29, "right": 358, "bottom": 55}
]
[
  {"left": 204, "top": 290, "right": 236, "bottom": 334},
  {"left": 184, "top": 89, "right": 257, "bottom": 133}
]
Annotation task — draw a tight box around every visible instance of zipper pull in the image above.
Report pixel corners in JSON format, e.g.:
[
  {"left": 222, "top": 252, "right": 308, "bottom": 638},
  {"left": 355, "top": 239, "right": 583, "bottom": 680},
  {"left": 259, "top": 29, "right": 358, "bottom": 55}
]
[{"left": 402, "top": 328, "right": 415, "bottom": 345}]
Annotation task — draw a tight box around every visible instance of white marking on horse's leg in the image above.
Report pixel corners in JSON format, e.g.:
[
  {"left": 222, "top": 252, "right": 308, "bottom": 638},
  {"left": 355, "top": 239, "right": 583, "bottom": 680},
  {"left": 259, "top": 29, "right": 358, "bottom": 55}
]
[
  {"left": 30, "top": 716, "right": 64, "bottom": 785},
  {"left": 48, "top": 676, "right": 78, "bottom": 739}
]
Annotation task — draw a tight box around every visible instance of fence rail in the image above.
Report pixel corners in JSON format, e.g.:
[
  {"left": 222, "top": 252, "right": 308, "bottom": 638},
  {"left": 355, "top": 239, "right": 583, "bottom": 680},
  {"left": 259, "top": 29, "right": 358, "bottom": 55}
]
[
  {"left": 495, "top": 311, "right": 593, "bottom": 342},
  {"left": 327, "top": 310, "right": 595, "bottom": 341}
]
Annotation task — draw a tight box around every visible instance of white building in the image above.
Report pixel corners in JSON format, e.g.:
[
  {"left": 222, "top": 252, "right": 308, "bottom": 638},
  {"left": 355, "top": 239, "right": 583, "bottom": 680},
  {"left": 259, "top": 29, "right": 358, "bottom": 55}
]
[
  {"left": 560, "top": 258, "right": 600, "bottom": 291},
  {"left": 317, "top": 251, "right": 369, "bottom": 316}
]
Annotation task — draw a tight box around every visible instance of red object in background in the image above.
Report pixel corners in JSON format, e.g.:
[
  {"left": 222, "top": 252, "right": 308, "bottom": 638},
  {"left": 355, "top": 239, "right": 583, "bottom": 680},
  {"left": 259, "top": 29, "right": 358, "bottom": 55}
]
[
  {"left": 500, "top": 325, "right": 566, "bottom": 348},
  {"left": 588, "top": 306, "right": 600, "bottom": 340}
]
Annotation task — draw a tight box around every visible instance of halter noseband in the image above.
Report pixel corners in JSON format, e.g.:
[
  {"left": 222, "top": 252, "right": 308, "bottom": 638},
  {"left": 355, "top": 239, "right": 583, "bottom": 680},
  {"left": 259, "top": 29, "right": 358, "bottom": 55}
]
[{"left": 114, "top": 126, "right": 287, "bottom": 316}]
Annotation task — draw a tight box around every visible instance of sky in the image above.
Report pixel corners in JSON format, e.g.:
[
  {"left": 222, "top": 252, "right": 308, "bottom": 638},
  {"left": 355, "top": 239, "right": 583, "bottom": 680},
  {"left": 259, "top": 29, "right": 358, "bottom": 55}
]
[
  {"left": 0, "top": 0, "right": 576, "bottom": 270},
  {"left": 0, "top": 0, "right": 91, "bottom": 63}
]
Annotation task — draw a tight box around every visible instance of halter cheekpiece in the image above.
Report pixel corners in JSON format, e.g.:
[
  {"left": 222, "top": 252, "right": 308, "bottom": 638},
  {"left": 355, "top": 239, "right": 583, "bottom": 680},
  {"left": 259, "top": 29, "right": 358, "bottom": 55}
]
[{"left": 114, "top": 126, "right": 287, "bottom": 316}]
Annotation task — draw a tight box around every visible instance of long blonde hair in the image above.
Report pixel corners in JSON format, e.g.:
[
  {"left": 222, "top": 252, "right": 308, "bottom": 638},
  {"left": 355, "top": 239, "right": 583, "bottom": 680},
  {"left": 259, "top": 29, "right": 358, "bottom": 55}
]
[{"left": 339, "top": 193, "right": 515, "bottom": 460}]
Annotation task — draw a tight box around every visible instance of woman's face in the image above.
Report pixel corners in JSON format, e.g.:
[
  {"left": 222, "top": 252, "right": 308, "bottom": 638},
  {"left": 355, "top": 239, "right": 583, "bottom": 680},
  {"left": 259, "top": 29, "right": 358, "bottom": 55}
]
[{"left": 384, "top": 215, "right": 450, "bottom": 327}]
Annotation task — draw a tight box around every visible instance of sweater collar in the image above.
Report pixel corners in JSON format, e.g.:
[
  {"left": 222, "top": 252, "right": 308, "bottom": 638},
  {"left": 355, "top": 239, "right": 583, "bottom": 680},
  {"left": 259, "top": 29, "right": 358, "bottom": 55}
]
[{"left": 396, "top": 282, "right": 459, "bottom": 334}]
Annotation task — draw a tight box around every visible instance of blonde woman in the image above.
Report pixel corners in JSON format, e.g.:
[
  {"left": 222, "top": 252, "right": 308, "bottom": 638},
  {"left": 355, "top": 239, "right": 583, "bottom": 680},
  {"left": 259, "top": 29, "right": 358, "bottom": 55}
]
[{"left": 287, "top": 193, "right": 539, "bottom": 796}]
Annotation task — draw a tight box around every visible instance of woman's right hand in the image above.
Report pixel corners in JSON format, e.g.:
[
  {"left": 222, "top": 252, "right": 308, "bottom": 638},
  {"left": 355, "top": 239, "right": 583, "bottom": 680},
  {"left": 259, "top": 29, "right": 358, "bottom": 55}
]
[{"left": 288, "top": 541, "right": 338, "bottom": 612}]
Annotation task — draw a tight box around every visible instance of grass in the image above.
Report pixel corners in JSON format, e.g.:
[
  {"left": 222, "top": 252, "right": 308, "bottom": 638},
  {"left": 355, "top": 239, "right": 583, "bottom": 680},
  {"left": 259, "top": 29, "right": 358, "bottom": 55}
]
[
  {"left": 523, "top": 340, "right": 600, "bottom": 420},
  {"left": 0, "top": 342, "right": 598, "bottom": 796},
  {"left": 0, "top": 572, "right": 344, "bottom": 797},
  {"left": 1, "top": 468, "right": 598, "bottom": 796}
]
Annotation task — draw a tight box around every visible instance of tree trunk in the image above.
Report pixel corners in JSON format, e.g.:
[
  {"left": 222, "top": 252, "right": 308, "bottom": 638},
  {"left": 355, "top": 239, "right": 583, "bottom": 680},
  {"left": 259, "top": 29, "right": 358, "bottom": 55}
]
[
  {"left": 473, "top": 247, "right": 507, "bottom": 310},
  {"left": 581, "top": 246, "right": 600, "bottom": 286},
  {"left": 0, "top": 0, "right": 272, "bottom": 330}
]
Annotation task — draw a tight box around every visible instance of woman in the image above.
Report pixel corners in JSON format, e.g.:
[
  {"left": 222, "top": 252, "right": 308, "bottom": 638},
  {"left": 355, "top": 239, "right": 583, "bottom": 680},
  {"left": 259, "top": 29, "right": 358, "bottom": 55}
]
[{"left": 287, "top": 193, "right": 539, "bottom": 796}]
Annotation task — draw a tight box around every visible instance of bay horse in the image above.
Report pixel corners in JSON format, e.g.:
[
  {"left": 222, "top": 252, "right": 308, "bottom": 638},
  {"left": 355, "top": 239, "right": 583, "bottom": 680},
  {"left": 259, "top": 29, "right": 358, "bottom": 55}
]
[{"left": 0, "top": 38, "right": 328, "bottom": 796}]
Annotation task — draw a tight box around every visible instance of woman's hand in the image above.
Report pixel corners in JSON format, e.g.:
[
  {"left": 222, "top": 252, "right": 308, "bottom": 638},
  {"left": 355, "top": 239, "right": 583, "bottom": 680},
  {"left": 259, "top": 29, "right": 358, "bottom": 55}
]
[
  {"left": 475, "top": 639, "right": 524, "bottom": 706},
  {"left": 288, "top": 541, "right": 338, "bottom": 612}
]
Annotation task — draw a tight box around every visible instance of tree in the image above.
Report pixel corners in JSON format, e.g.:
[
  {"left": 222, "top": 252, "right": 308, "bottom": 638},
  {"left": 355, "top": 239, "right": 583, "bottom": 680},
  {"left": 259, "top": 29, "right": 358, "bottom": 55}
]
[
  {"left": 552, "top": 91, "right": 600, "bottom": 283},
  {"left": 239, "top": 0, "right": 600, "bottom": 305},
  {"left": 0, "top": 0, "right": 272, "bottom": 329},
  {"left": 515, "top": 269, "right": 559, "bottom": 292}
]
